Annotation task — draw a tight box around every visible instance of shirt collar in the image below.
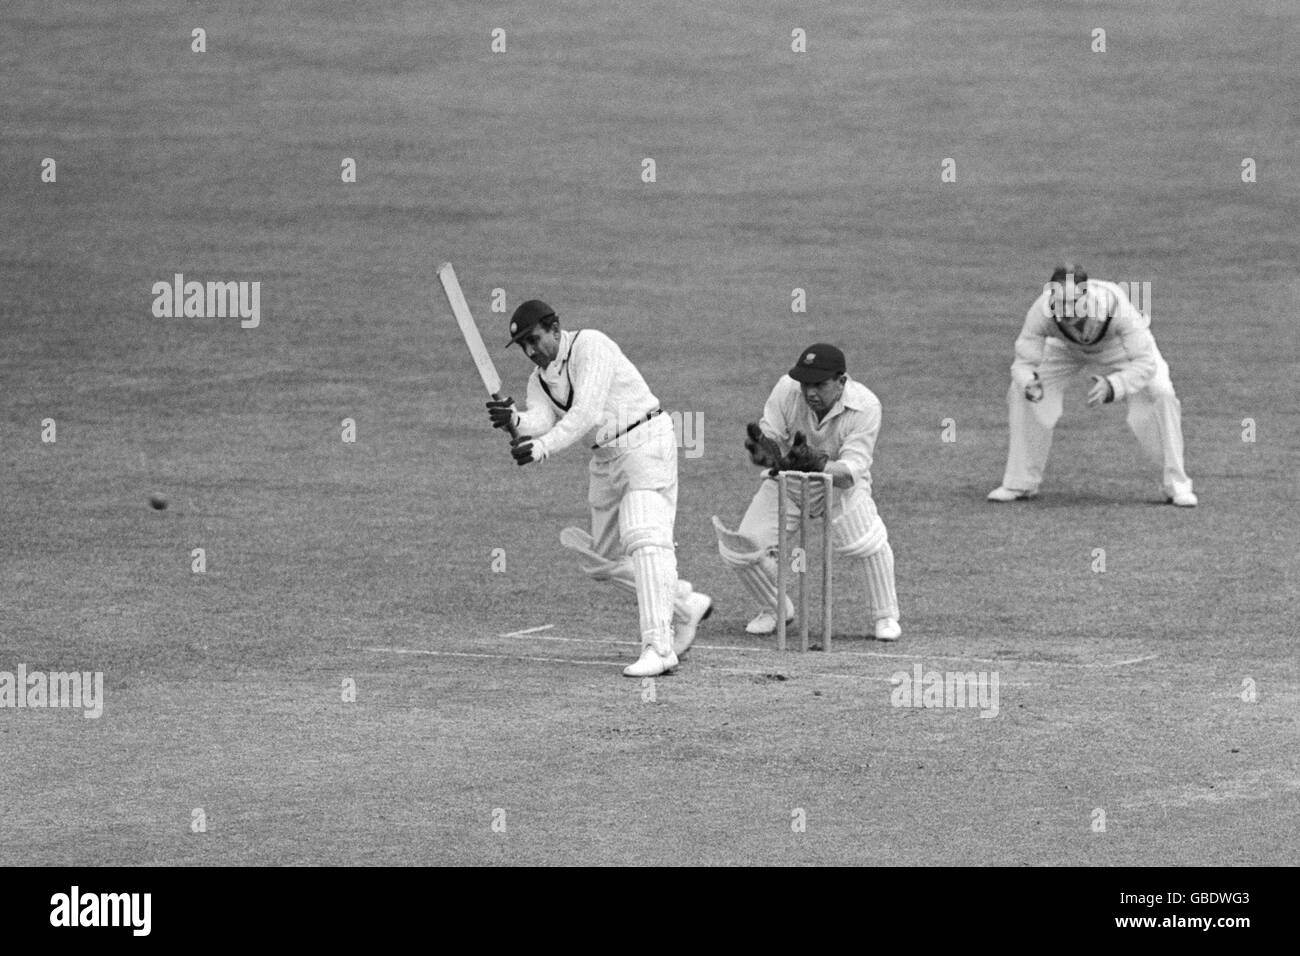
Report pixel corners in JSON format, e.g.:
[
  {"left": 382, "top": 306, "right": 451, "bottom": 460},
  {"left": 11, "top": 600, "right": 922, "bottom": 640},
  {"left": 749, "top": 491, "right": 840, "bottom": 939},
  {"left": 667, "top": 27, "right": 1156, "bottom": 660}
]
[
  {"left": 554, "top": 329, "right": 577, "bottom": 366},
  {"left": 538, "top": 329, "right": 576, "bottom": 378},
  {"left": 826, "top": 376, "right": 866, "bottom": 416}
]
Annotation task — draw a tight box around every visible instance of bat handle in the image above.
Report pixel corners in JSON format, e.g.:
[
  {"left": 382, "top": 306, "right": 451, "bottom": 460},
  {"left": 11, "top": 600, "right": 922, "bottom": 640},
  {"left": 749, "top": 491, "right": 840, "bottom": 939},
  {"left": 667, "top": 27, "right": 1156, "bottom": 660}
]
[{"left": 490, "top": 392, "right": 520, "bottom": 441}]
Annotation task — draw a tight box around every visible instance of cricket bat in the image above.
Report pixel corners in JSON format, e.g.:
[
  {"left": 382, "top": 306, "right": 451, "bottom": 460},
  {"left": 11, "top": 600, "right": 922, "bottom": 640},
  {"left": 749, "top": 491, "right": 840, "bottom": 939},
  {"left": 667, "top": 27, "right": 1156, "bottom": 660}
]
[{"left": 437, "top": 262, "right": 519, "bottom": 440}]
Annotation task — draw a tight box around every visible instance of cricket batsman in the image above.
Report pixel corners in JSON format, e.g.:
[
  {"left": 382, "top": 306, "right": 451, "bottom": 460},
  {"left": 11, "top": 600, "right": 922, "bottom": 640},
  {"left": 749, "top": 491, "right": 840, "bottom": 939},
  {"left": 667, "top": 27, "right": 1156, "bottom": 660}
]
[
  {"left": 712, "top": 344, "right": 901, "bottom": 642},
  {"left": 486, "top": 299, "right": 712, "bottom": 677},
  {"left": 987, "top": 264, "right": 1197, "bottom": 506}
]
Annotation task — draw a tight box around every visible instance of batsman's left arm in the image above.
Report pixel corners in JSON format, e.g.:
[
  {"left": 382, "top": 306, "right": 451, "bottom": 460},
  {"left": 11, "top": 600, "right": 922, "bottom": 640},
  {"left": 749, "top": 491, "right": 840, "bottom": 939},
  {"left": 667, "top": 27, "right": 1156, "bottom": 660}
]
[
  {"left": 515, "top": 373, "right": 558, "bottom": 436},
  {"left": 531, "top": 337, "right": 614, "bottom": 459}
]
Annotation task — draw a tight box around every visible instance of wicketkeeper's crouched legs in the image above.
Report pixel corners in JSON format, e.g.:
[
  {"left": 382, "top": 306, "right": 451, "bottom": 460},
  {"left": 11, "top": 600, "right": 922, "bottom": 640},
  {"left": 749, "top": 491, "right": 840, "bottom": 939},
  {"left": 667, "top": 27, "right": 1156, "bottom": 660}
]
[
  {"left": 862, "top": 541, "right": 897, "bottom": 622},
  {"left": 713, "top": 519, "right": 783, "bottom": 612},
  {"left": 1001, "top": 380, "right": 1061, "bottom": 492},
  {"left": 713, "top": 477, "right": 791, "bottom": 619},
  {"left": 831, "top": 490, "right": 899, "bottom": 624},
  {"left": 1126, "top": 371, "right": 1193, "bottom": 497}
]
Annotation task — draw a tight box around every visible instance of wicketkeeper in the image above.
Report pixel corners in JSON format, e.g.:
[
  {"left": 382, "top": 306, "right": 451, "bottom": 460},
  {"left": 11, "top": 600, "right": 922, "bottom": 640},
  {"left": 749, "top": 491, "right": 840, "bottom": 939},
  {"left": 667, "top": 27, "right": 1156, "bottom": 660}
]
[
  {"left": 988, "top": 264, "right": 1197, "bottom": 506},
  {"left": 712, "top": 344, "right": 901, "bottom": 642},
  {"left": 486, "top": 299, "right": 712, "bottom": 677}
]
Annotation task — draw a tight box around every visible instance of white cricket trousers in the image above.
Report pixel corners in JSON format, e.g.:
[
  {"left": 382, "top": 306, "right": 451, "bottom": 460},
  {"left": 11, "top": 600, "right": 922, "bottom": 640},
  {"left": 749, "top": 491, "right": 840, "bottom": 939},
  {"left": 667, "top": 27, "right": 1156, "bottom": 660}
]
[
  {"left": 1001, "top": 340, "right": 1193, "bottom": 496},
  {"left": 586, "top": 414, "right": 679, "bottom": 654}
]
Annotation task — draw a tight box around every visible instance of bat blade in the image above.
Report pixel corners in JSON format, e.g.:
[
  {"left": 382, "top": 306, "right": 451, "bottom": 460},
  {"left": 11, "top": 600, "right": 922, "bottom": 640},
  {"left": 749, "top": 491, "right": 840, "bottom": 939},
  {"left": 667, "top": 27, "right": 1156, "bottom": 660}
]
[{"left": 438, "top": 262, "right": 502, "bottom": 397}]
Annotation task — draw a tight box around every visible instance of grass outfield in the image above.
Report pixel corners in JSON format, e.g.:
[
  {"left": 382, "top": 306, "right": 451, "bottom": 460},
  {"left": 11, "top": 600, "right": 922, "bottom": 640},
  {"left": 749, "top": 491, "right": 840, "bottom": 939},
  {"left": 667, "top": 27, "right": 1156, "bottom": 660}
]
[{"left": 1, "top": 0, "right": 1297, "bottom": 865}]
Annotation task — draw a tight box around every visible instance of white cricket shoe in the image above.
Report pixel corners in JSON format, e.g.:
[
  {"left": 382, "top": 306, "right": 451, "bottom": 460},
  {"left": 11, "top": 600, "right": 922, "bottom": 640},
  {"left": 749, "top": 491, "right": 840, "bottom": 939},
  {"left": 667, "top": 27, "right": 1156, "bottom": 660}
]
[
  {"left": 987, "top": 486, "right": 1038, "bottom": 502},
  {"left": 1168, "top": 490, "right": 1198, "bottom": 507},
  {"left": 745, "top": 598, "right": 795, "bottom": 635},
  {"left": 623, "top": 645, "right": 678, "bottom": 678},
  {"left": 673, "top": 592, "right": 713, "bottom": 657},
  {"left": 874, "top": 618, "right": 902, "bottom": 642}
]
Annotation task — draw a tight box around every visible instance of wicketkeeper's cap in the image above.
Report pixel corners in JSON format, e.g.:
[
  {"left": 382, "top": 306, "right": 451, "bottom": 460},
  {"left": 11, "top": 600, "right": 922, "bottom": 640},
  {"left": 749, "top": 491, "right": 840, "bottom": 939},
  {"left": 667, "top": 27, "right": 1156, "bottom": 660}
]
[
  {"left": 507, "top": 299, "right": 557, "bottom": 346},
  {"left": 788, "top": 343, "right": 846, "bottom": 384}
]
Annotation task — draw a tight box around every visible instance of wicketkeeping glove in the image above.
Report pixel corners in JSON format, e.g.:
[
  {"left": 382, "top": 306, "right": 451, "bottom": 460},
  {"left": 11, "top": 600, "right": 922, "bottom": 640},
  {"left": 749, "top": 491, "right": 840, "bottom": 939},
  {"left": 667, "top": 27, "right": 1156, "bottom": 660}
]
[
  {"left": 486, "top": 397, "right": 519, "bottom": 431},
  {"left": 1024, "top": 373, "right": 1044, "bottom": 403},
  {"left": 771, "top": 431, "right": 829, "bottom": 476},
  {"left": 744, "top": 422, "right": 783, "bottom": 468}
]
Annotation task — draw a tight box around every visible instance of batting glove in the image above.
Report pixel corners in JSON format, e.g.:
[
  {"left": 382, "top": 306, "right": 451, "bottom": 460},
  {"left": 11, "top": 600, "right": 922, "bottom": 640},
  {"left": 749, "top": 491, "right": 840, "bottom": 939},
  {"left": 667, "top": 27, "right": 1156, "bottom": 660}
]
[
  {"left": 1024, "top": 373, "right": 1044, "bottom": 403},
  {"left": 510, "top": 435, "right": 542, "bottom": 466},
  {"left": 1086, "top": 375, "right": 1115, "bottom": 407},
  {"left": 486, "top": 397, "right": 519, "bottom": 431}
]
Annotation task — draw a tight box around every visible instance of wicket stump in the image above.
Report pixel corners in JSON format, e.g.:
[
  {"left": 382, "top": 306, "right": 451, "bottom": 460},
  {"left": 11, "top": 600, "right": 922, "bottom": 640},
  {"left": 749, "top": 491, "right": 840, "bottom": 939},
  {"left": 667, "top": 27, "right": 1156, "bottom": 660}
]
[{"left": 775, "top": 471, "right": 834, "bottom": 652}]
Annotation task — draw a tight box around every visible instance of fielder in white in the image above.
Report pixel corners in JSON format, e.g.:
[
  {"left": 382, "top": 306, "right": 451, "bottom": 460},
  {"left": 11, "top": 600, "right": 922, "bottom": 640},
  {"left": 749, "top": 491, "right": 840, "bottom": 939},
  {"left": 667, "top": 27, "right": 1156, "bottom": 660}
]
[
  {"left": 988, "top": 264, "right": 1197, "bottom": 506},
  {"left": 713, "top": 344, "right": 901, "bottom": 642},
  {"left": 487, "top": 299, "right": 712, "bottom": 678}
]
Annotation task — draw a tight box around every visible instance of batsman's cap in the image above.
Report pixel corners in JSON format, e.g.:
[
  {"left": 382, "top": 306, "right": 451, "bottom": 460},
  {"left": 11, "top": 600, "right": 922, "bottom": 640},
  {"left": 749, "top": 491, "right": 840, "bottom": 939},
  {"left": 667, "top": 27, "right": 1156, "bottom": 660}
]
[
  {"left": 1049, "top": 263, "right": 1088, "bottom": 286},
  {"left": 788, "top": 343, "right": 846, "bottom": 384},
  {"left": 507, "top": 299, "right": 556, "bottom": 346}
]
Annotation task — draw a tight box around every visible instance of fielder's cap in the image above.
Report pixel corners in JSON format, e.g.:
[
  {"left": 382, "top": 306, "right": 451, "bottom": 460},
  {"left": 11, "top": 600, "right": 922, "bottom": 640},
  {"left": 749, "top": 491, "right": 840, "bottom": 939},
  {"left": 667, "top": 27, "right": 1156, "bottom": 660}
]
[
  {"left": 507, "top": 299, "right": 556, "bottom": 346},
  {"left": 1049, "top": 263, "right": 1088, "bottom": 285},
  {"left": 788, "top": 343, "right": 846, "bottom": 384}
]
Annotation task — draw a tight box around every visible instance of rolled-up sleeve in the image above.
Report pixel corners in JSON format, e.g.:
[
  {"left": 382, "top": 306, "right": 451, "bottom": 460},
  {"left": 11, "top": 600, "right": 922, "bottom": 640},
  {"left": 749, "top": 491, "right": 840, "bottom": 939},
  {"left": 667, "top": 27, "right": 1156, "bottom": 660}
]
[
  {"left": 758, "top": 378, "right": 795, "bottom": 454},
  {"left": 1105, "top": 308, "right": 1159, "bottom": 401},
  {"left": 834, "top": 401, "right": 881, "bottom": 485},
  {"left": 1011, "top": 300, "right": 1052, "bottom": 388}
]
